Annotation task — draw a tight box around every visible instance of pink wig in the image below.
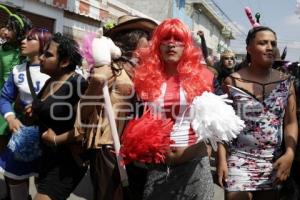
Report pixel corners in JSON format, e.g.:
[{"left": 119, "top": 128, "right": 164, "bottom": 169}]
[{"left": 134, "top": 18, "right": 213, "bottom": 102}]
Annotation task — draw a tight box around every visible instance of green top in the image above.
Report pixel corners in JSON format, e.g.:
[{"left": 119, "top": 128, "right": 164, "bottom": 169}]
[
  {"left": 0, "top": 44, "right": 22, "bottom": 89},
  {"left": 0, "top": 43, "right": 22, "bottom": 135}
]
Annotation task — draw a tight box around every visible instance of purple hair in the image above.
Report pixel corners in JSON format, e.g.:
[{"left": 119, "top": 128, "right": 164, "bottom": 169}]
[{"left": 26, "top": 28, "right": 52, "bottom": 54}]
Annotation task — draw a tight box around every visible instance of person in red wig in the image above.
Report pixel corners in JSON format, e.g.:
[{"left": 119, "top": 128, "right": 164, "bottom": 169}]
[{"left": 124, "top": 18, "right": 222, "bottom": 200}]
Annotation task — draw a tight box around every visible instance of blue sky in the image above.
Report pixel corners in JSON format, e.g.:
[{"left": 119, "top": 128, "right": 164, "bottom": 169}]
[{"left": 213, "top": 0, "right": 300, "bottom": 61}]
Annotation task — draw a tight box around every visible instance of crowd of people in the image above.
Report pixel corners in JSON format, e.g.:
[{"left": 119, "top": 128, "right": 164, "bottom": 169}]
[{"left": 0, "top": 4, "right": 299, "bottom": 200}]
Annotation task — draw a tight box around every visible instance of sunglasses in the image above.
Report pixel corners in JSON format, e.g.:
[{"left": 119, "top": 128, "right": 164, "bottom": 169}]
[
  {"left": 160, "top": 39, "right": 185, "bottom": 47},
  {"left": 223, "top": 57, "right": 235, "bottom": 61}
]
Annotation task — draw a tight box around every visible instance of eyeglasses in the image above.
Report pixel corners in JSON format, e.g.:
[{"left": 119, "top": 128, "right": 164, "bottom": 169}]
[
  {"left": 160, "top": 40, "right": 185, "bottom": 47},
  {"left": 223, "top": 57, "right": 235, "bottom": 61}
]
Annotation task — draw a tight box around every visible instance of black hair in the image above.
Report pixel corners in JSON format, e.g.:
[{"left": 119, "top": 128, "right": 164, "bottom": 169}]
[
  {"left": 245, "top": 26, "right": 276, "bottom": 62},
  {"left": 246, "top": 26, "right": 276, "bottom": 46},
  {"left": 52, "top": 33, "right": 82, "bottom": 71},
  {"left": 113, "top": 29, "right": 149, "bottom": 58},
  {"left": 5, "top": 13, "right": 32, "bottom": 44}
]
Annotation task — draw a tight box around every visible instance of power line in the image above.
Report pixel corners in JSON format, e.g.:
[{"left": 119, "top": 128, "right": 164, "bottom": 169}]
[
  {"left": 213, "top": 0, "right": 247, "bottom": 36},
  {"left": 205, "top": 0, "right": 247, "bottom": 37},
  {"left": 236, "top": 0, "right": 246, "bottom": 10},
  {"left": 232, "top": 38, "right": 300, "bottom": 43}
]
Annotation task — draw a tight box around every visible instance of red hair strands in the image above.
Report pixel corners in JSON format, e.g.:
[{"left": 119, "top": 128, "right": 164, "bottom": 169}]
[{"left": 134, "top": 18, "right": 213, "bottom": 102}]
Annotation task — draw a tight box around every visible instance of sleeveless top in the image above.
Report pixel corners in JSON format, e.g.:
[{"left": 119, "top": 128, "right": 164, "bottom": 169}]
[
  {"left": 149, "top": 71, "right": 217, "bottom": 147},
  {"left": 228, "top": 76, "right": 291, "bottom": 159},
  {"left": 32, "top": 73, "right": 87, "bottom": 135},
  {"left": 225, "top": 76, "right": 292, "bottom": 191}
]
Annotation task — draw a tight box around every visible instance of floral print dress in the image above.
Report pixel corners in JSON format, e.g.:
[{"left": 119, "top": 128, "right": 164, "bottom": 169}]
[{"left": 225, "top": 77, "right": 291, "bottom": 191}]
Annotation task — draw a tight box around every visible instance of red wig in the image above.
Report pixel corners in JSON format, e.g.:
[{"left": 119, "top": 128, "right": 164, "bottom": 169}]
[{"left": 134, "top": 18, "right": 213, "bottom": 102}]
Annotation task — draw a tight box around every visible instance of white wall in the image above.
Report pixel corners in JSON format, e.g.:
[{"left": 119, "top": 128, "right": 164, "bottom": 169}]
[
  {"left": 192, "top": 10, "right": 229, "bottom": 56},
  {"left": 63, "top": 17, "right": 99, "bottom": 41},
  {"left": 117, "top": 0, "right": 172, "bottom": 21},
  {"left": 105, "top": 0, "right": 159, "bottom": 25},
  {"left": 116, "top": 0, "right": 230, "bottom": 56},
  {"left": 64, "top": 18, "right": 99, "bottom": 33}
]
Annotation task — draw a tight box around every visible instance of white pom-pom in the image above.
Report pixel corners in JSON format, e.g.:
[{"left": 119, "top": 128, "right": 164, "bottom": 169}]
[{"left": 190, "top": 91, "right": 245, "bottom": 151}]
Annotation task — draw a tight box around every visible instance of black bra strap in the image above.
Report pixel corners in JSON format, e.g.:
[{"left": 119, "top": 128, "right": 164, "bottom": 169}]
[
  {"left": 229, "top": 75, "right": 290, "bottom": 102},
  {"left": 26, "top": 62, "right": 38, "bottom": 101},
  {"left": 229, "top": 75, "right": 288, "bottom": 86}
]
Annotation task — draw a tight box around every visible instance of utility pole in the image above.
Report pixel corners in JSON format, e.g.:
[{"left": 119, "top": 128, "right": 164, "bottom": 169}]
[{"left": 296, "top": 0, "right": 300, "bottom": 16}]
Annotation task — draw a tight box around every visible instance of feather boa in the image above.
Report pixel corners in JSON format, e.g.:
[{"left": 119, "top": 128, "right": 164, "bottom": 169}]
[
  {"left": 80, "top": 32, "right": 96, "bottom": 71},
  {"left": 120, "top": 110, "right": 174, "bottom": 164},
  {"left": 190, "top": 92, "right": 245, "bottom": 150}
]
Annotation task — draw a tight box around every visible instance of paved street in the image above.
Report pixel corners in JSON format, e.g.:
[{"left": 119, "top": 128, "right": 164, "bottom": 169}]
[
  {"left": 0, "top": 169, "right": 224, "bottom": 200},
  {"left": 0, "top": 170, "right": 93, "bottom": 200}
]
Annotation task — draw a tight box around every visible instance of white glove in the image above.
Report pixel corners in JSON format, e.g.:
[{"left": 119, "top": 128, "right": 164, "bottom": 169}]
[{"left": 92, "top": 28, "right": 122, "bottom": 67}]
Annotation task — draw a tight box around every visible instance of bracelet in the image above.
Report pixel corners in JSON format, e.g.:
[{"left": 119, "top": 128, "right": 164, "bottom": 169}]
[{"left": 53, "top": 135, "right": 57, "bottom": 146}]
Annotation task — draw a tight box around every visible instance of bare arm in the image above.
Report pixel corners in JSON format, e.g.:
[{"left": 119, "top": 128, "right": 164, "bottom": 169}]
[
  {"left": 41, "top": 128, "right": 76, "bottom": 146},
  {"left": 283, "top": 84, "right": 298, "bottom": 157},
  {"left": 217, "top": 143, "right": 228, "bottom": 188},
  {"left": 197, "top": 30, "right": 208, "bottom": 59},
  {"left": 216, "top": 76, "right": 236, "bottom": 187},
  {"left": 273, "top": 84, "right": 298, "bottom": 184},
  {"left": 222, "top": 76, "right": 234, "bottom": 94}
]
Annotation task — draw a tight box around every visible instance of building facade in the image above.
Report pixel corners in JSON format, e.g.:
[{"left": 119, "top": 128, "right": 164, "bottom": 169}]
[
  {"left": 0, "top": 0, "right": 154, "bottom": 41},
  {"left": 1, "top": 0, "right": 236, "bottom": 57},
  {"left": 118, "top": 0, "right": 234, "bottom": 57}
]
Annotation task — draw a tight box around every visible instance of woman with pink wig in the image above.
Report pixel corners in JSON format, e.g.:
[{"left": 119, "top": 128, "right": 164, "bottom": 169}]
[{"left": 122, "top": 18, "right": 220, "bottom": 200}]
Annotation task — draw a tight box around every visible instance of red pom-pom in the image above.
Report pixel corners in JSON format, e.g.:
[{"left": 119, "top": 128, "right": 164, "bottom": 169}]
[{"left": 120, "top": 110, "right": 174, "bottom": 164}]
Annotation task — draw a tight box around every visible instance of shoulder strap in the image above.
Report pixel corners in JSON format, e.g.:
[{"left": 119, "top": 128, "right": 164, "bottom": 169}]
[
  {"left": 26, "top": 62, "right": 37, "bottom": 101},
  {"left": 228, "top": 75, "right": 238, "bottom": 87}
]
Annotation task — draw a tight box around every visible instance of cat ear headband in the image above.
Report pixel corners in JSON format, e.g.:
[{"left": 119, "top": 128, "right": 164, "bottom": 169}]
[
  {"left": 0, "top": 4, "right": 24, "bottom": 28},
  {"left": 244, "top": 7, "right": 260, "bottom": 28}
]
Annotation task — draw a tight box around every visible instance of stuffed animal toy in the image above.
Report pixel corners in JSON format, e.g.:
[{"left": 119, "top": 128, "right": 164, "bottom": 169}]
[{"left": 81, "top": 27, "right": 122, "bottom": 70}]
